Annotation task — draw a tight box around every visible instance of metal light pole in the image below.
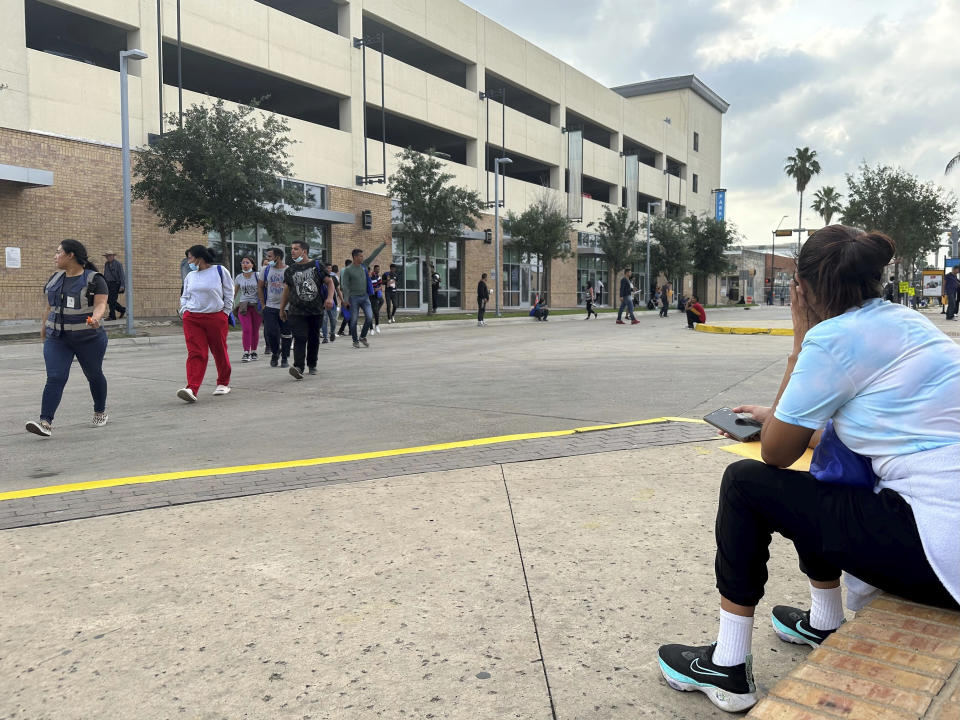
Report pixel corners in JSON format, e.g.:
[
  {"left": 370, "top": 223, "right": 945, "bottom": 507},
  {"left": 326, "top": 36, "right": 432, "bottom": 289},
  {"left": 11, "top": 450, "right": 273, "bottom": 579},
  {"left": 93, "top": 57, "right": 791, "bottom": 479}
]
[
  {"left": 645, "top": 201, "right": 660, "bottom": 302},
  {"left": 771, "top": 214, "right": 788, "bottom": 303},
  {"left": 120, "top": 49, "right": 149, "bottom": 337},
  {"left": 493, "top": 156, "right": 512, "bottom": 317}
]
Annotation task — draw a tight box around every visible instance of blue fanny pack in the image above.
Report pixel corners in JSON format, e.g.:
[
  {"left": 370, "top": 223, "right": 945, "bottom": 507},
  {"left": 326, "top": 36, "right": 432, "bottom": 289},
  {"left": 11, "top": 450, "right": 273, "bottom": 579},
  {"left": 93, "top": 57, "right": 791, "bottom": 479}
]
[{"left": 810, "top": 420, "right": 877, "bottom": 488}]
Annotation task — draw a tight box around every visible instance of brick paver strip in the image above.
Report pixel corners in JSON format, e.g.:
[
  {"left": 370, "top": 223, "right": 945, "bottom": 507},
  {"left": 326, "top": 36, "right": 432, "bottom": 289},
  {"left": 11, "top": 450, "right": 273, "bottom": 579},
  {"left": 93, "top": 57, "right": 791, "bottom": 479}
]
[{"left": 0, "top": 421, "right": 716, "bottom": 530}]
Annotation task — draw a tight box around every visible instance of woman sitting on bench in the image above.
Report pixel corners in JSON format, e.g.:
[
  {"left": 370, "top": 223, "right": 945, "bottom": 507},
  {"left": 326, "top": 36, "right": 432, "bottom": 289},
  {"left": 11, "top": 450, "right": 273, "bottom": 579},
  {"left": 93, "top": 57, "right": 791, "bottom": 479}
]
[{"left": 657, "top": 225, "right": 960, "bottom": 713}]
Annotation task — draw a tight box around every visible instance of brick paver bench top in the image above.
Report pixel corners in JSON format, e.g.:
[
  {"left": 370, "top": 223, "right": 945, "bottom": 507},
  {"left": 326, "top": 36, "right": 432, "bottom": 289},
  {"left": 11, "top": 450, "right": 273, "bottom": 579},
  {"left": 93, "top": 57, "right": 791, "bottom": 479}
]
[{"left": 749, "top": 595, "right": 960, "bottom": 719}]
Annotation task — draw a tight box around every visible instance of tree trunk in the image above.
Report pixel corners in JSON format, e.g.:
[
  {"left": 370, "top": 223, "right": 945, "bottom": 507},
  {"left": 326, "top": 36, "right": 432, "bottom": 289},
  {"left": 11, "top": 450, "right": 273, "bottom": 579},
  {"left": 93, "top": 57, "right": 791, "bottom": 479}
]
[
  {"left": 797, "top": 191, "right": 804, "bottom": 252},
  {"left": 543, "top": 255, "right": 551, "bottom": 306},
  {"left": 426, "top": 259, "right": 435, "bottom": 316}
]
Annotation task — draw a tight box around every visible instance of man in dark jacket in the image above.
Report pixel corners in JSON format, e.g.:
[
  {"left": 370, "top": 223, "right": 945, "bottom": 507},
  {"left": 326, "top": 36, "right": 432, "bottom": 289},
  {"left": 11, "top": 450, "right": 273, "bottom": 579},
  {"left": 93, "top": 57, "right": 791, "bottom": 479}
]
[
  {"left": 946, "top": 266, "right": 959, "bottom": 320},
  {"left": 103, "top": 252, "right": 126, "bottom": 320},
  {"left": 616, "top": 269, "right": 639, "bottom": 325},
  {"left": 477, "top": 273, "right": 490, "bottom": 326}
]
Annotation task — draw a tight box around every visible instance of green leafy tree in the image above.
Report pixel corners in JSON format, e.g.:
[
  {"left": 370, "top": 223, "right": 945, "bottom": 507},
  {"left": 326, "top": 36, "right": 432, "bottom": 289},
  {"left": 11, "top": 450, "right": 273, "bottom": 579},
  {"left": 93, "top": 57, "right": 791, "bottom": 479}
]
[
  {"left": 132, "top": 99, "right": 305, "bottom": 247},
  {"left": 811, "top": 186, "right": 844, "bottom": 226},
  {"left": 648, "top": 216, "right": 691, "bottom": 286},
  {"left": 685, "top": 215, "right": 736, "bottom": 300},
  {"left": 841, "top": 163, "right": 957, "bottom": 275},
  {"left": 784, "top": 147, "right": 822, "bottom": 235},
  {"left": 501, "top": 192, "right": 574, "bottom": 303},
  {"left": 595, "top": 205, "right": 639, "bottom": 294},
  {"left": 387, "top": 147, "right": 483, "bottom": 315}
]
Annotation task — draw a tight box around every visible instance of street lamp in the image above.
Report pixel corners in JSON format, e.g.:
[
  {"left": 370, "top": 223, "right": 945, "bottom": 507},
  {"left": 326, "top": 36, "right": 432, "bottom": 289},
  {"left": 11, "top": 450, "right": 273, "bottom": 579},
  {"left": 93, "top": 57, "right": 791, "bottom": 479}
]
[
  {"left": 770, "top": 214, "right": 788, "bottom": 303},
  {"left": 645, "top": 200, "right": 661, "bottom": 302},
  {"left": 120, "top": 48, "right": 148, "bottom": 337},
  {"left": 493, "top": 156, "right": 512, "bottom": 317}
]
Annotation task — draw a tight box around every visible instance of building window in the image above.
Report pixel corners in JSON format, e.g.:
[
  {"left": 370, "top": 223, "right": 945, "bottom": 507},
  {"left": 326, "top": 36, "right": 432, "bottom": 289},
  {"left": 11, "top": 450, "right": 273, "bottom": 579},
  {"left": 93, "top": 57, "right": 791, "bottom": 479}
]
[
  {"left": 25, "top": 0, "right": 129, "bottom": 72},
  {"left": 391, "top": 238, "right": 462, "bottom": 309},
  {"left": 693, "top": 132, "right": 700, "bottom": 152},
  {"left": 577, "top": 255, "right": 609, "bottom": 305},
  {"left": 209, "top": 222, "right": 328, "bottom": 276},
  {"left": 502, "top": 246, "right": 542, "bottom": 307},
  {"left": 692, "top": 174, "right": 699, "bottom": 193}
]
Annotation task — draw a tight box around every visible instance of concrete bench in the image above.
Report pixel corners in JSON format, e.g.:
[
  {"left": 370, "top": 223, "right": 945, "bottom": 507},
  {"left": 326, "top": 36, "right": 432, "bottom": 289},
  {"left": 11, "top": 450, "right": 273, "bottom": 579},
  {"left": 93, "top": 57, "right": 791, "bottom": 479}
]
[{"left": 748, "top": 595, "right": 960, "bottom": 719}]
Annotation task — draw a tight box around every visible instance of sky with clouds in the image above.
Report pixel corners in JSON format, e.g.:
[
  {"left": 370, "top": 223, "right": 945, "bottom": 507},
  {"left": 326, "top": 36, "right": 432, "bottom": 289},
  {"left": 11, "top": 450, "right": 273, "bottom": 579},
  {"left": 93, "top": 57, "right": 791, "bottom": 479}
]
[{"left": 466, "top": 0, "right": 960, "bottom": 248}]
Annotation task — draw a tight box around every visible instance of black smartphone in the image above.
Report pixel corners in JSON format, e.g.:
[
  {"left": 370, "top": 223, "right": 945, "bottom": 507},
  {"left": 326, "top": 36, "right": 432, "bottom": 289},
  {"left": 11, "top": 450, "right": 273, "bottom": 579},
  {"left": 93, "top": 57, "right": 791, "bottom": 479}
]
[{"left": 703, "top": 407, "right": 763, "bottom": 442}]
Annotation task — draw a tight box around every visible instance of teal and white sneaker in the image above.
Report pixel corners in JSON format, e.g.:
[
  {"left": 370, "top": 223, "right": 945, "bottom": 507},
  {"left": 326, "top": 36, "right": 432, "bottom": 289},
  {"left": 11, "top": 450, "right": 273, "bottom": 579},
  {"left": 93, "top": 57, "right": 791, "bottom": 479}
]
[
  {"left": 771, "top": 605, "right": 841, "bottom": 648},
  {"left": 657, "top": 642, "right": 758, "bottom": 713}
]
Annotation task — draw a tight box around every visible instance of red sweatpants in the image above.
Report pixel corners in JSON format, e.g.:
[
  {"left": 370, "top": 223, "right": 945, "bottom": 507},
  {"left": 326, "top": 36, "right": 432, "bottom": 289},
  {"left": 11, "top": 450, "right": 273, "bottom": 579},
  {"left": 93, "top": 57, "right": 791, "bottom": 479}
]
[{"left": 182, "top": 311, "right": 231, "bottom": 392}]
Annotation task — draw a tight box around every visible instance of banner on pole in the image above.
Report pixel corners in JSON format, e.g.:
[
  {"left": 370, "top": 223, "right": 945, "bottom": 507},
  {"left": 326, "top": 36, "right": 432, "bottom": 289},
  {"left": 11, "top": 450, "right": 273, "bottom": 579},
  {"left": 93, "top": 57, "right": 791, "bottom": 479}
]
[
  {"left": 922, "top": 270, "right": 944, "bottom": 298},
  {"left": 567, "top": 129, "right": 583, "bottom": 221},
  {"left": 624, "top": 155, "right": 638, "bottom": 228},
  {"left": 714, "top": 189, "right": 726, "bottom": 221}
]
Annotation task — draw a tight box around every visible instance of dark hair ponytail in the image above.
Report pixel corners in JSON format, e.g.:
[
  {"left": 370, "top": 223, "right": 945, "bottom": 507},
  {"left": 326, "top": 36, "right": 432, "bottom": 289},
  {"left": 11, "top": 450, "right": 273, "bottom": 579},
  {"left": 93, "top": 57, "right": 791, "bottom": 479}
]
[
  {"left": 60, "top": 238, "right": 98, "bottom": 272},
  {"left": 186, "top": 244, "right": 217, "bottom": 265},
  {"left": 797, "top": 225, "right": 895, "bottom": 320}
]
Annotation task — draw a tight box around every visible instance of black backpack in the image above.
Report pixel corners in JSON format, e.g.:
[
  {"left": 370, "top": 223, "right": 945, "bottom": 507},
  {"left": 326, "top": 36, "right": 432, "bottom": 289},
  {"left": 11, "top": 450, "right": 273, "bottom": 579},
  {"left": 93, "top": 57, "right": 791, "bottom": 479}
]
[{"left": 289, "top": 260, "right": 327, "bottom": 309}]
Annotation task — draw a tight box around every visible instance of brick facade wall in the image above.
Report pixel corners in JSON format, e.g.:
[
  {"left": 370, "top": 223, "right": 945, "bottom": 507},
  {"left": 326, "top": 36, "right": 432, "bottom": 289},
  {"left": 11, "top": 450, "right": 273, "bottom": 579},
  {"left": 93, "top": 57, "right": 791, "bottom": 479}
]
[{"left": 0, "top": 128, "right": 205, "bottom": 320}]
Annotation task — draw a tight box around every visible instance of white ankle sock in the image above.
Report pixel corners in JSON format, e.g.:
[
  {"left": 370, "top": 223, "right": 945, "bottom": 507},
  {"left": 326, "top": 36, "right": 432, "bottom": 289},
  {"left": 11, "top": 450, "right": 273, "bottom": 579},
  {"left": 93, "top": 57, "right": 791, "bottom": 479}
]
[
  {"left": 714, "top": 609, "right": 754, "bottom": 666},
  {"left": 809, "top": 583, "right": 845, "bottom": 630}
]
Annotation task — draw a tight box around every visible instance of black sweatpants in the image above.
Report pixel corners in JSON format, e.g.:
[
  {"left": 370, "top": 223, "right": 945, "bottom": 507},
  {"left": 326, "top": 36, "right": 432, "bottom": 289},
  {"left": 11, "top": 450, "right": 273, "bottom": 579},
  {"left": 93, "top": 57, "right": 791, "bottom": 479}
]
[
  {"left": 478, "top": 298, "right": 487, "bottom": 322},
  {"left": 288, "top": 313, "right": 321, "bottom": 371},
  {"left": 715, "top": 459, "right": 957, "bottom": 610},
  {"left": 686, "top": 309, "right": 701, "bottom": 327},
  {"left": 386, "top": 289, "right": 398, "bottom": 320}
]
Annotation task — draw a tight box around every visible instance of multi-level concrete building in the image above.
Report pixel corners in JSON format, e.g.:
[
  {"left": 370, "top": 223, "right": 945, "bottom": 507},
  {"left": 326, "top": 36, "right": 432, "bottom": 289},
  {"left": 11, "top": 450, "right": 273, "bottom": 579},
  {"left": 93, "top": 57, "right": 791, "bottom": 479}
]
[{"left": 0, "top": 0, "right": 728, "bottom": 319}]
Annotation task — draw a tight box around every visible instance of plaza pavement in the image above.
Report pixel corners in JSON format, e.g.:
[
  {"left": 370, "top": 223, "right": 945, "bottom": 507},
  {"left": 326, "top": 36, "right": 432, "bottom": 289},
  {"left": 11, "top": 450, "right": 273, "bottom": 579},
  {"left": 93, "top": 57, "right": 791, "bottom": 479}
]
[
  {"left": 1, "top": 436, "right": 818, "bottom": 720},
  {"left": 2, "top": 306, "right": 958, "bottom": 719}
]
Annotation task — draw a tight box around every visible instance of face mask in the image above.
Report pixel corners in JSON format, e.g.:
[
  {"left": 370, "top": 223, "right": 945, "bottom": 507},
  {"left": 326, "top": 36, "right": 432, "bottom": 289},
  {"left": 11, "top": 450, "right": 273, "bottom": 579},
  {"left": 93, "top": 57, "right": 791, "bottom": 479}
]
[
  {"left": 296, "top": 255, "right": 308, "bottom": 263},
  {"left": 188, "top": 262, "right": 198, "bottom": 272},
  {"left": 243, "top": 268, "right": 253, "bottom": 274},
  {"left": 266, "top": 260, "right": 276, "bottom": 267}
]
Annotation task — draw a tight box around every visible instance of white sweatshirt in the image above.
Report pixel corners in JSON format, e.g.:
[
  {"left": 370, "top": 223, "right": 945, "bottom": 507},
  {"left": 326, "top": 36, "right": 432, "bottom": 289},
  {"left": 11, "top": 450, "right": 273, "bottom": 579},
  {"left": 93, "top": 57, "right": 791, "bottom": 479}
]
[{"left": 180, "top": 265, "right": 234, "bottom": 315}]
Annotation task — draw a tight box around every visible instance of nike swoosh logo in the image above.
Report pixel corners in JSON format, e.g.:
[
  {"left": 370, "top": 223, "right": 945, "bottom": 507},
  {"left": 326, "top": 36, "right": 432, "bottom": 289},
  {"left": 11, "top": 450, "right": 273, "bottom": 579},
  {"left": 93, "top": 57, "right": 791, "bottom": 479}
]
[
  {"left": 795, "top": 621, "right": 821, "bottom": 640},
  {"left": 690, "top": 658, "right": 728, "bottom": 677}
]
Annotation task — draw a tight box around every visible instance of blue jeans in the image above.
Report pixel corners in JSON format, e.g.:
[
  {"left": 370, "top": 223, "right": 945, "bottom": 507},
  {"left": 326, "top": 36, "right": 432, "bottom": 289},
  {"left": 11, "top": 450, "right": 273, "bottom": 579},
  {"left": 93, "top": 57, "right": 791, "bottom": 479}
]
[
  {"left": 321, "top": 305, "right": 338, "bottom": 339},
  {"left": 348, "top": 295, "right": 373, "bottom": 341},
  {"left": 617, "top": 296, "right": 635, "bottom": 321},
  {"left": 41, "top": 331, "right": 108, "bottom": 422}
]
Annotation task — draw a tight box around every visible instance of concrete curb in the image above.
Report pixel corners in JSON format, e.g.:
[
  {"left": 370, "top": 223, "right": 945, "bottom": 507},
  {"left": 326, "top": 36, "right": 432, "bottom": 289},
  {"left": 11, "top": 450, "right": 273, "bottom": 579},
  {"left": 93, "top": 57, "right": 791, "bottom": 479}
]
[{"left": 695, "top": 324, "right": 794, "bottom": 336}]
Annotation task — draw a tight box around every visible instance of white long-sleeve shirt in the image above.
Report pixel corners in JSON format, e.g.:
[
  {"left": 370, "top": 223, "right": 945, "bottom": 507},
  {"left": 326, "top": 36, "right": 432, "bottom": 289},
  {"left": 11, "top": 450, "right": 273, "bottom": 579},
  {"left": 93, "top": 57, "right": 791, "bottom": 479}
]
[{"left": 180, "top": 265, "right": 234, "bottom": 315}]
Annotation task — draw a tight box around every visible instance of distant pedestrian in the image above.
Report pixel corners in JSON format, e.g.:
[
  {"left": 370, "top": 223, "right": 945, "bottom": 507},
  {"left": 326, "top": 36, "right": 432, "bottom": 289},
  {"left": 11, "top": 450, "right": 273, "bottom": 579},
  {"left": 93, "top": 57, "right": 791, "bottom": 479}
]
[
  {"left": 596, "top": 278, "right": 604, "bottom": 306},
  {"left": 883, "top": 275, "right": 897, "bottom": 302},
  {"left": 946, "top": 266, "right": 959, "bottom": 321},
  {"left": 341, "top": 248, "right": 375, "bottom": 349},
  {"left": 431, "top": 269, "right": 442, "bottom": 311},
  {"left": 584, "top": 281, "right": 598, "bottom": 319},
  {"left": 370, "top": 264, "right": 384, "bottom": 334},
  {"left": 616, "top": 269, "right": 639, "bottom": 325},
  {"left": 280, "top": 240, "right": 333, "bottom": 379},
  {"left": 337, "top": 259, "right": 352, "bottom": 336},
  {"left": 259, "top": 247, "right": 292, "bottom": 367},
  {"left": 477, "top": 273, "right": 490, "bottom": 326},
  {"left": 234, "top": 256, "right": 262, "bottom": 362},
  {"left": 660, "top": 282, "right": 672, "bottom": 317},
  {"left": 102, "top": 251, "right": 126, "bottom": 320},
  {"left": 321, "top": 263, "right": 340, "bottom": 343},
  {"left": 26, "top": 239, "right": 110, "bottom": 437},
  {"left": 384, "top": 263, "right": 400, "bottom": 323},
  {"left": 177, "top": 244, "right": 233, "bottom": 402},
  {"left": 685, "top": 295, "right": 706, "bottom": 329}
]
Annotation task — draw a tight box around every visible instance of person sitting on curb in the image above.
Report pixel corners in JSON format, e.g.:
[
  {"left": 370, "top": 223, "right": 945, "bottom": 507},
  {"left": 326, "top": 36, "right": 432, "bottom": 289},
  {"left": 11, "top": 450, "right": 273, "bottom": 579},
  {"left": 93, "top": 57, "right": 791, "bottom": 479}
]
[
  {"left": 656, "top": 225, "right": 960, "bottom": 714},
  {"left": 685, "top": 295, "right": 706, "bottom": 329},
  {"left": 530, "top": 295, "right": 549, "bottom": 321}
]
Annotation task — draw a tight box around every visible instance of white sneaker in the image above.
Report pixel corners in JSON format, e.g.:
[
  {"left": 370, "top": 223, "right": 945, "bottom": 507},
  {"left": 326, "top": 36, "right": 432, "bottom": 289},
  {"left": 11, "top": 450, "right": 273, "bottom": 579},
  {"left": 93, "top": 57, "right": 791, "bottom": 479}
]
[
  {"left": 375, "top": 325, "right": 381, "bottom": 334},
  {"left": 92, "top": 412, "right": 108, "bottom": 428},
  {"left": 26, "top": 420, "right": 52, "bottom": 437},
  {"left": 177, "top": 387, "right": 197, "bottom": 403},
  {"left": 213, "top": 385, "right": 231, "bottom": 396}
]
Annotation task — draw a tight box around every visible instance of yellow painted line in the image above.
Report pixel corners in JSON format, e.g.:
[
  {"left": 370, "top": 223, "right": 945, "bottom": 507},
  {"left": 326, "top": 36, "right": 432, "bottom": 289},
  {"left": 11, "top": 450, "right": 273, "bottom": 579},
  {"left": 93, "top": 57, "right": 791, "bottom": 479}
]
[
  {"left": 695, "top": 324, "right": 793, "bottom": 336},
  {"left": 0, "top": 416, "right": 706, "bottom": 502}
]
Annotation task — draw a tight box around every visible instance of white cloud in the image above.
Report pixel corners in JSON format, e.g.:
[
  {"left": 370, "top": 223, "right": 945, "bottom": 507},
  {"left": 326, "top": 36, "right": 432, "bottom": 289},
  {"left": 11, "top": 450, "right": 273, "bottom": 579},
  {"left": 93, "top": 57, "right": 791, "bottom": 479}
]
[{"left": 464, "top": 0, "right": 960, "bottom": 244}]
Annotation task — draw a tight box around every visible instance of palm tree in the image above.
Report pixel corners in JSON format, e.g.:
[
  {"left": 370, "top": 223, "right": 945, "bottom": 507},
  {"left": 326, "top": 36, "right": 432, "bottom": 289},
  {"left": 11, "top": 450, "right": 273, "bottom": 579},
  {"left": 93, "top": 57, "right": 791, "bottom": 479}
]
[
  {"left": 811, "top": 186, "right": 843, "bottom": 226},
  {"left": 947, "top": 152, "right": 960, "bottom": 175},
  {"left": 784, "top": 147, "right": 822, "bottom": 242}
]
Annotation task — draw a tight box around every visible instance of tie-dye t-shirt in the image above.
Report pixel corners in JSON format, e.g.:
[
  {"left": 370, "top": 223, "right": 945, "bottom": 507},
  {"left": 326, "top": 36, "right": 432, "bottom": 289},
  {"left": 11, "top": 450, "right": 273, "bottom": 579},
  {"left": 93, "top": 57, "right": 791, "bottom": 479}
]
[{"left": 777, "top": 297, "right": 960, "bottom": 603}]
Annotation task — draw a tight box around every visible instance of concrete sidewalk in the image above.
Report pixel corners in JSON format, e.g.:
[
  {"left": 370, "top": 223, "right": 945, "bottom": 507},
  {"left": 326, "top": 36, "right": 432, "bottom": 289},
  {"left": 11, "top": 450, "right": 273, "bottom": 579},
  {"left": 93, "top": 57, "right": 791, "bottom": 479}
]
[{"left": 1, "top": 440, "right": 815, "bottom": 719}]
